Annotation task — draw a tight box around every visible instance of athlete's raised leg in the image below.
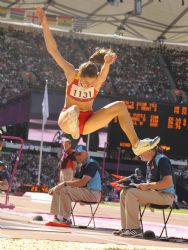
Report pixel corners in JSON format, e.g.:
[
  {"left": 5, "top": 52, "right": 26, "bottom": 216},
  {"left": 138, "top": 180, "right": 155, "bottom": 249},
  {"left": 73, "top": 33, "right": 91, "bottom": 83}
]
[
  {"left": 83, "top": 101, "right": 138, "bottom": 144},
  {"left": 82, "top": 101, "right": 160, "bottom": 155}
]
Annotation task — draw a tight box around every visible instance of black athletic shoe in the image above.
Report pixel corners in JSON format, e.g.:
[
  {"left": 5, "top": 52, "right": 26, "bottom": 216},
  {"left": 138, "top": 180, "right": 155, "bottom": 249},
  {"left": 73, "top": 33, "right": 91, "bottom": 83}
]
[
  {"left": 121, "top": 228, "right": 143, "bottom": 237},
  {"left": 113, "top": 229, "right": 126, "bottom": 236}
]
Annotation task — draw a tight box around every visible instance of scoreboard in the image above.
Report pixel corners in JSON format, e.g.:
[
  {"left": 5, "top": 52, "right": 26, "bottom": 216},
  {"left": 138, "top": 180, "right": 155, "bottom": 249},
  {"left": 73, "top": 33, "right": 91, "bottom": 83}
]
[
  {"left": 108, "top": 100, "right": 188, "bottom": 159},
  {"left": 15, "top": 184, "right": 49, "bottom": 195}
]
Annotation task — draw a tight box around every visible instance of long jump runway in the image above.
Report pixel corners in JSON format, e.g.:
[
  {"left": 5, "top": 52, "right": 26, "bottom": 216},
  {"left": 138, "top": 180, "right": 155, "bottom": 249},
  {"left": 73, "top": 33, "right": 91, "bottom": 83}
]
[{"left": 0, "top": 194, "right": 188, "bottom": 249}]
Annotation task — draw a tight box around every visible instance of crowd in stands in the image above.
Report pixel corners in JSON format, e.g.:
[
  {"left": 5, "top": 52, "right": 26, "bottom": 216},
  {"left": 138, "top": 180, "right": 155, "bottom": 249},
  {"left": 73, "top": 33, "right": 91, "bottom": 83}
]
[
  {"left": 0, "top": 151, "right": 59, "bottom": 189},
  {"left": 175, "top": 165, "right": 188, "bottom": 185},
  {"left": 163, "top": 48, "right": 188, "bottom": 94},
  {"left": 0, "top": 149, "right": 119, "bottom": 200},
  {"left": 0, "top": 26, "right": 187, "bottom": 104}
]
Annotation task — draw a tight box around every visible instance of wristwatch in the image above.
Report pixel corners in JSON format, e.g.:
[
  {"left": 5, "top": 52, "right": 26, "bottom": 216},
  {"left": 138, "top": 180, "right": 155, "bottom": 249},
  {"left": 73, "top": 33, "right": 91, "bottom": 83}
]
[{"left": 64, "top": 182, "right": 67, "bottom": 186}]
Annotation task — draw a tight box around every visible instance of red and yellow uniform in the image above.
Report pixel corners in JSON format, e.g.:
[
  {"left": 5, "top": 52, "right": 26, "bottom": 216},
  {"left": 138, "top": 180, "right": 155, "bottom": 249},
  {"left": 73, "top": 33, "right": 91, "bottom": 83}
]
[
  {"left": 66, "top": 73, "right": 98, "bottom": 102},
  {"left": 63, "top": 73, "right": 99, "bottom": 134}
]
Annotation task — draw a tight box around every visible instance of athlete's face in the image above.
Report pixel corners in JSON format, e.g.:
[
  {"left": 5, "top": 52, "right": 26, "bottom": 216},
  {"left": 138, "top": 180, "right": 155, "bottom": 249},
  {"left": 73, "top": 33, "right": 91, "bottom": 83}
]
[{"left": 80, "top": 76, "right": 97, "bottom": 88}]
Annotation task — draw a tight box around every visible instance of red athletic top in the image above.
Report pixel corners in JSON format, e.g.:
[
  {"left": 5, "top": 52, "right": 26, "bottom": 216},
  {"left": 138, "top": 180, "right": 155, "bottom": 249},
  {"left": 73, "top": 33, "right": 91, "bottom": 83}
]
[{"left": 66, "top": 73, "right": 98, "bottom": 102}]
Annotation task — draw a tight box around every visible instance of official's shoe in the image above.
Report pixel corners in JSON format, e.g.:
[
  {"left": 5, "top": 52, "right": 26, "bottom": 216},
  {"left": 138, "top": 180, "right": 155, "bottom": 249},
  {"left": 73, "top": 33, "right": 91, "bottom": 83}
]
[
  {"left": 59, "top": 217, "right": 72, "bottom": 226},
  {"left": 113, "top": 229, "right": 126, "bottom": 236},
  {"left": 46, "top": 217, "right": 72, "bottom": 227},
  {"left": 121, "top": 228, "right": 143, "bottom": 237},
  {"left": 132, "top": 136, "right": 160, "bottom": 156},
  {"left": 52, "top": 216, "right": 60, "bottom": 223}
]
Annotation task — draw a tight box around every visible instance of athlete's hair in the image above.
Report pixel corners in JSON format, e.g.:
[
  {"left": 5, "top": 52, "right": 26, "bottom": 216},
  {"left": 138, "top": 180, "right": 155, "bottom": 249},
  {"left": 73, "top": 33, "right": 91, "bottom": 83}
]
[
  {"left": 79, "top": 47, "right": 113, "bottom": 78},
  {"left": 89, "top": 47, "right": 113, "bottom": 65},
  {"left": 79, "top": 61, "right": 98, "bottom": 78}
]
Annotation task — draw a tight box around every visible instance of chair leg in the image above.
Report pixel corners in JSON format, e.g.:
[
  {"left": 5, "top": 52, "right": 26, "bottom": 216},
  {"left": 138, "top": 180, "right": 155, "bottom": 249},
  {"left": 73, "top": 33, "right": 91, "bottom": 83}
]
[
  {"left": 71, "top": 202, "right": 77, "bottom": 226},
  {"left": 139, "top": 204, "right": 173, "bottom": 238},
  {"left": 139, "top": 205, "right": 147, "bottom": 234},
  {"left": 71, "top": 202, "right": 100, "bottom": 228},
  {"left": 87, "top": 203, "right": 99, "bottom": 228},
  {"left": 159, "top": 208, "right": 173, "bottom": 238}
]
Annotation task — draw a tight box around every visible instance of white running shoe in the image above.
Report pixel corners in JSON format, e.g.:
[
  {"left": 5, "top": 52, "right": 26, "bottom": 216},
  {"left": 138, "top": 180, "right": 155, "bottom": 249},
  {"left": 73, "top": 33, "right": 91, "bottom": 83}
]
[
  {"left": 67, "top": 105, "right": 80, "bottom": 140},
  {"left": 132, "top": 136, "right": 160, "bottom": 156}
]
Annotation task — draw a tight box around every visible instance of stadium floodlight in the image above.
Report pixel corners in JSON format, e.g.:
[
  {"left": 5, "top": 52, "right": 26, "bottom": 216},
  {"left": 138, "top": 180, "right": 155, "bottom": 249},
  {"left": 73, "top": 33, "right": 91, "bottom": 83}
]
[
  {"left": 134, "top": 0, "right": 142, "bottom": 15},
  {"left": 107, "top": 0, "right": 123, "bottom": 6}
]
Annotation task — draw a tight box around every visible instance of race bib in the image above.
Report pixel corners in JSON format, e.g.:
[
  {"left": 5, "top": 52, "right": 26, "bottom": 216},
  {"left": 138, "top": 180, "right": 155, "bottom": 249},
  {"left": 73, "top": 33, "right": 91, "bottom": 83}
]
[{"left": 70, "top": 84, "right": 95, "bottom": 100}]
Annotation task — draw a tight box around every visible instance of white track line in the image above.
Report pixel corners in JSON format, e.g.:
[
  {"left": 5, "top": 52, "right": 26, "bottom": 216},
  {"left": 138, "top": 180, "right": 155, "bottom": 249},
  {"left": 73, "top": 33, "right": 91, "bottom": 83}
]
[
  {"left": 0, "top": 233, "right": 11, "bottom": 238},
  {"left": 73, "top": 230, "right": 133, "bottom": 247}
]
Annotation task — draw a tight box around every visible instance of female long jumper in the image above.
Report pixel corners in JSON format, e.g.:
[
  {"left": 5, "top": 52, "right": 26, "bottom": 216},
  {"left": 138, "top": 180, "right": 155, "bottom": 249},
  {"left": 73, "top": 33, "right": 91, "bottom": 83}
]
[{"left": 36, "top": 7, "right": 160, "bottom": 156}]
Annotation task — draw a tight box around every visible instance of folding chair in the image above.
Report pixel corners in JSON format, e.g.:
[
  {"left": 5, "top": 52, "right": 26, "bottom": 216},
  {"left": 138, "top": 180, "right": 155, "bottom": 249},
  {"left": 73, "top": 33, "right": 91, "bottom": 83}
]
[
  {"left": 71, "top": 201, "right": 100, "bottom": 228},
  {"left": 139, "top": 203, "right": 173, "bottom": 238}
]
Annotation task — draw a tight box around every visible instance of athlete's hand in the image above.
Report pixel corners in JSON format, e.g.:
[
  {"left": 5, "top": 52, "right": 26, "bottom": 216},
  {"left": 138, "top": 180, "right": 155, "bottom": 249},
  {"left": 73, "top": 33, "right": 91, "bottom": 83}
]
[
  {"left": 104, "top": 52, "right": 117, "bottom": 65},
  {"left": 35, "top": 6, "right": 47, "bottom": 25}
]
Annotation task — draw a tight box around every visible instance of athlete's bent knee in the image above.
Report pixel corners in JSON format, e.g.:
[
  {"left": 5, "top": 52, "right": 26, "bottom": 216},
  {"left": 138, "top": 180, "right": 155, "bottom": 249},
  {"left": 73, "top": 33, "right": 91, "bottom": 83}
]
[{"left": 115, "top": 101, "right": 128, "bottom": 113}]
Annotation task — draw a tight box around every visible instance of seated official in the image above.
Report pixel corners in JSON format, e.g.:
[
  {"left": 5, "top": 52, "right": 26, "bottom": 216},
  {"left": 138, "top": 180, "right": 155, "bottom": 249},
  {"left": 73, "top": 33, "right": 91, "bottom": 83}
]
[
  {"left": 113, "top": 143, "right": 176, "bottom": 237},
  {"left": 48, "top": 145, "right": 102, "bottom": 226},
  {"left": 0, "top": 160, "right": 10, "bottom": 191}
]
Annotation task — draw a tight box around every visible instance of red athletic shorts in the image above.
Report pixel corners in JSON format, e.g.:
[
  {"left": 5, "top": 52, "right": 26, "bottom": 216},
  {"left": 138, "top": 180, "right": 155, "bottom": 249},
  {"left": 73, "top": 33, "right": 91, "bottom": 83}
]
[{"left": 61, "top": 107, "right": 93, "bottom": 134}]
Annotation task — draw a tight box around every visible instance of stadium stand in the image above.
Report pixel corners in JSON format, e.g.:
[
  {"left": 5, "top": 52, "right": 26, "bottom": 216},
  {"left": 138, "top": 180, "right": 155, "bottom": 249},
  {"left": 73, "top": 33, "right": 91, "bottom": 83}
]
[{"left": 0, "top": 25, "right": 187, "bottom": 104}]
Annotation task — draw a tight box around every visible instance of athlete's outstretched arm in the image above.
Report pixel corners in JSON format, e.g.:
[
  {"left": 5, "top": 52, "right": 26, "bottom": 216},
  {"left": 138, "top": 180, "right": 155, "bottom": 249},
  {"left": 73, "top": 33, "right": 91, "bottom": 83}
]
[
  {"left": 36, "top": 6, "right": 76, "bottom": 82},
  {"left": 96, "top": 52, "right": 117, "bottom": 89}
]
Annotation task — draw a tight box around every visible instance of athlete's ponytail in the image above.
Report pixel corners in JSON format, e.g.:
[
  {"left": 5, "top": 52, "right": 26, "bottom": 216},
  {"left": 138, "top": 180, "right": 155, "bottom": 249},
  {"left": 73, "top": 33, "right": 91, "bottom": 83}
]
[
  {"left": 89, "top": 47, "right": 114, "bottom": 65},
  {"left": 79, "top": 48, "right": 114, "bottom": 78}
]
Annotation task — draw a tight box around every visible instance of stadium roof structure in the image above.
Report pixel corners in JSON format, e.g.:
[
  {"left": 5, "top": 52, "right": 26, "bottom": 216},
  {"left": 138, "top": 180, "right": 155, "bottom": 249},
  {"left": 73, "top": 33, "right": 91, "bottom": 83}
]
[{"left": 0, "top": 0, "right": 188, "bottom": 45}]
